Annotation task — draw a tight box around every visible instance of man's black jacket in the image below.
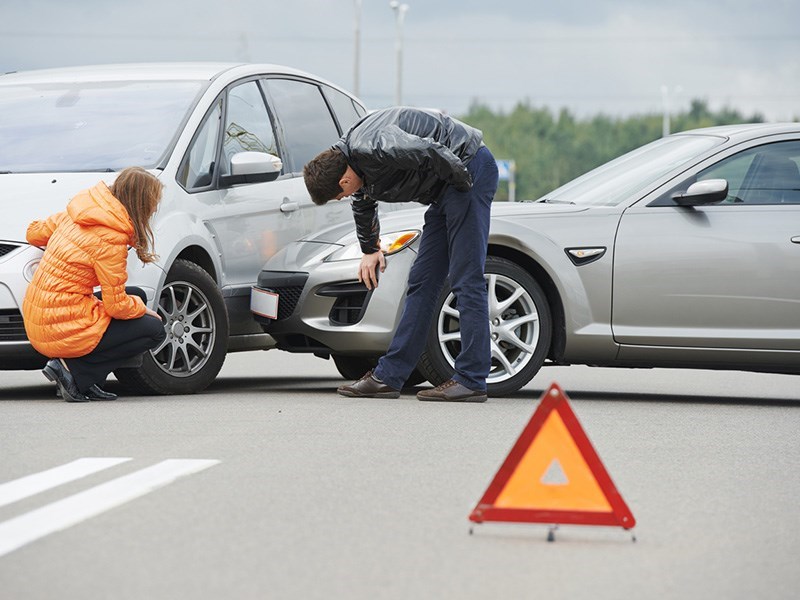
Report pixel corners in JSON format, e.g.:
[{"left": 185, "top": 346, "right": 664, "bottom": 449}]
[{"left": 333, "top": 107, "right": 483, "bottom": 254}]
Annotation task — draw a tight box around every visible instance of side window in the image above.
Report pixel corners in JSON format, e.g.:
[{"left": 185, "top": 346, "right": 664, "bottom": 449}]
[
  {"left": 702, "top": 141, "right": 800, "bottom": 204},
  {"left": 221, "top": 81, "right": 279, "bottom": 175},
  {"left": 652, "top": 141, "right": 800, "bottom": 206},
  {"left": 177, "top": 100, "right": 221, "bottom": 190},
  {"left": 322, "top": 85, "right": 363, "bottom": 133},
  {"left": 262, "top": 78, "right": 341, "bottom": 173}
]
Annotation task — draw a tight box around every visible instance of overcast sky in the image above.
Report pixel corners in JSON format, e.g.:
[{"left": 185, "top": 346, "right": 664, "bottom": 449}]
[{"left": 2, "top": 0, "right": 798, "bottom": 121}]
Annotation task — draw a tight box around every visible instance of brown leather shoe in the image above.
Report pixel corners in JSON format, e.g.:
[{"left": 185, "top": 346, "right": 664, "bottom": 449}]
[
  {"left": 417, "top": 379, "right": 487, "bottom": 403},
  {"left": 337, "top": 370, "right": 400, "bottom": 398}
]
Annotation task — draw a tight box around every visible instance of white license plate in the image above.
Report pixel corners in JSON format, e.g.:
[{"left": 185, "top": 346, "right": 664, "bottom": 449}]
[{"left": 251, "top": 287, "right": 279, "bottom": 319}]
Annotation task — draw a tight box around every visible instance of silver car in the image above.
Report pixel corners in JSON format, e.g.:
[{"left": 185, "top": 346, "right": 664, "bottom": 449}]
[
  {"left": 0, "top": 62, "right": 380, "bottom": 394},
  {"left": 252, "top": 122, "right": 800, "bottom": 395}
]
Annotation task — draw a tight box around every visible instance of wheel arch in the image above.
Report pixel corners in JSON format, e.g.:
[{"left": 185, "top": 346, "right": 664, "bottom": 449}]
[
  {"left": 175, "top": 245, "right": 218, "bottom": 283},
  {"left": 487, "top": 243, "right": 566, "bottom": 363},
  {"left": 151, "top": 204, "right": 224, "bottom": 289},
  {"left": 115, "top": 256, "right": 229, "bottom": 395}
]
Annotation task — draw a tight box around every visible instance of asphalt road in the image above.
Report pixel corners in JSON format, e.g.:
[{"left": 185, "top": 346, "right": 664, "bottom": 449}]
[{"left": 1, "top": 351, "right": 798, "bottom": 600}]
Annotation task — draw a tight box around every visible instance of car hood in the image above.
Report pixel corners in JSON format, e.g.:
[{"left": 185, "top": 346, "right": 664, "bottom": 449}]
[
  {"left": 0, "top": 172, "right": 127, "bottom": 243},
  {"left": 297, "top": 206, "right": 426, "bottom": 245},
  {"left": 298, "top": 201, "right": 588, "bottom": 244},
  {"left": 491, "top": 201, "right": 589, "bottom": 218}
]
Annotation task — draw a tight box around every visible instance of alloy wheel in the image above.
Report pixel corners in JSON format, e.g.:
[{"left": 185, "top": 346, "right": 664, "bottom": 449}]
[
  {"left": 436, "top": 272, "right": 540, "bottom": 384},
  {"left": 152, "top": 280, "right": 217, "bottom": 378}
]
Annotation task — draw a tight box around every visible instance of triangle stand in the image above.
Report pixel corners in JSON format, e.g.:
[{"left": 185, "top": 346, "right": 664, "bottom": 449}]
[{"left": 468, "top": 382, "right": 636, "bottom": 541}]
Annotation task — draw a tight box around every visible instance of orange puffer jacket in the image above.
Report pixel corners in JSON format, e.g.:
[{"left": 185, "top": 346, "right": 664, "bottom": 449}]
[{"left": 22, "top": 182, "right": 147, "bottom": 358}]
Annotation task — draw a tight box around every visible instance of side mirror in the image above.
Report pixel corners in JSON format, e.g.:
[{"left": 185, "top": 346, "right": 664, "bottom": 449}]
[
  {"left": 671, "top": 178, "right": 728, "bottom": 206},
  {"left": 219, "top": 152, "right": 283, "bottom": 187}
]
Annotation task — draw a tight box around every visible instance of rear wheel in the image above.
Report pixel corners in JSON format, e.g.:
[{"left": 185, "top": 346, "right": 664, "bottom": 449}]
[
  {"left": 115, "top": 259, "right": 229, "bottom": 394},
  {"left": 417, "top": 256, "right": 552, "bottom": 397}
]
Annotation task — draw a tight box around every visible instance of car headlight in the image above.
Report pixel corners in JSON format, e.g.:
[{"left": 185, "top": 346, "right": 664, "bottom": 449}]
[{"left": 325, "top": 230, "right": 421, "bottom": 262}]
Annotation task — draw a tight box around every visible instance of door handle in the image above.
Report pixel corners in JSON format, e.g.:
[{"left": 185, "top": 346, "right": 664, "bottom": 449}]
[
  {"left": 792, "top": 236, "right": 800, "bottom": 244},
  {"left": 280, "top": 201, "right": 299, "bottom": 213}
]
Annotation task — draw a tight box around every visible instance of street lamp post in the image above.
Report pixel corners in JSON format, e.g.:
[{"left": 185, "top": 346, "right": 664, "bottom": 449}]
[
  {"left": 661, "top": 84, "right": 683, "bottom": 137},
  {"left": 353, "top": 0, "right": 362, "bottom": 97},
  {"left": 389, "top": 1, "right": 409, "bottom": 106}
]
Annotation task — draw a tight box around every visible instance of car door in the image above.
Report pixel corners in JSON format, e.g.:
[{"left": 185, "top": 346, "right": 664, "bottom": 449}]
[
  {"left": 261, "top": 77, "right": 356, "bottom": 234},
  {"left": 612, "top": 138, "right": 800, "bottom": 351},
  {"left": 197, "top": 79, "right": 306, "bottom": 290}
]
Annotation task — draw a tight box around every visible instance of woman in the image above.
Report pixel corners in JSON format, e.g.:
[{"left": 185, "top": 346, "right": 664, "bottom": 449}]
[{"left": 22, "top": 167, "right": 167, "bottom": 402}]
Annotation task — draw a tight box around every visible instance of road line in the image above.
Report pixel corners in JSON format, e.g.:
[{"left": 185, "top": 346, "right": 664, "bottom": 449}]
[
  {"left": 0, "top": 458, "right": 132, "bottom": 509},
  {"left": 0, "top": 459, "right": 220, "bottom": 558}
]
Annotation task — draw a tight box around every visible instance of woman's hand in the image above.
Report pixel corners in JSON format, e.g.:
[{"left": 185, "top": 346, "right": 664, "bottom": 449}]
[{"left": 145, "top": 307, "right": 162, "bottom": 321}]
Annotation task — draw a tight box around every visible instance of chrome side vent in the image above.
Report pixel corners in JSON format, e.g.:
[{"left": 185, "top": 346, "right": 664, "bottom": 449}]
[{"left": 565, "top": 247, "right": 606, "bottom": 266}]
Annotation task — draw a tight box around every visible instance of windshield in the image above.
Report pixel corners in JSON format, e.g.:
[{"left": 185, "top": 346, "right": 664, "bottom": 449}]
[
  {"left": 0, "top": 80, "right": 206, "bottom": 173},
  {"left": 533, "top": 134, "right": 725, "bottom": 207}
]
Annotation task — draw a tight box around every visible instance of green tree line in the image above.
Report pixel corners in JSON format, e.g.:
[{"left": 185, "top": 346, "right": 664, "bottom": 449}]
[{"left": 458, "top": 99, "right": 769, "bottom": 201}]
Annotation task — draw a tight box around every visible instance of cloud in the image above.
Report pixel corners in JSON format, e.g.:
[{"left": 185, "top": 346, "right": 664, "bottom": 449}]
[{"left": 1, "top": 0, "right": 798, "bottom": 120}]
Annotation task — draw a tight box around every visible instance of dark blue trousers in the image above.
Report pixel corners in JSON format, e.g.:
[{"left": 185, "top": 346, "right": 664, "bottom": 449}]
[
  {"left": 64, "top": 287, "right": 166, "bottom": 393},
  {"left": 374, "top": 146, "right": 499, "bottom": 391}
]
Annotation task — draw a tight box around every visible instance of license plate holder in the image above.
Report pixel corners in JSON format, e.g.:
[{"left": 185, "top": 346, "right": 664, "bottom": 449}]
[{"left": 251, "top": 287, "right": 279, "bottom": 320}]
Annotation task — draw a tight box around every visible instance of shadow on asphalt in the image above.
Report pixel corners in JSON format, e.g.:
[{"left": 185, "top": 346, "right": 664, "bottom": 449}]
[
  {"left": 206, "top": 375, "right": 426, "bottom": 396},
  {"left": 209, "top": 376, "right": 799, "bottom": 407},
  {"left": 0, "top": 374, "right": 348, "bottom": 401},
  {"left": 507, "top": 388, "right": 799, "bottom": 407},
  {"left": 2, "top": 375, "right": 797, "bottom": 406}
]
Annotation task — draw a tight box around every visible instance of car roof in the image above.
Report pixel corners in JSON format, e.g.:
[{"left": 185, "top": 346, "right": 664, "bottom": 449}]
[
  {"left": 0, "top": 62, "right": 326, "bottom": 86},
  {"left": 676, "top": 122, "right": 800, "bottom": 141}
]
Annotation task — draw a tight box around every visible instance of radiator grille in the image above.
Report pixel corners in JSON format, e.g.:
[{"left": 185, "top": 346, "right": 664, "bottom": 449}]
[
  {"left": 271, "top": 286, "right": 305, "bottom": 320},
  {"left": 0, "top": 243, "right": 21, "bottom": 258},
  {"left": 0, "top": 310, "right": 29, "bottom": 342}
]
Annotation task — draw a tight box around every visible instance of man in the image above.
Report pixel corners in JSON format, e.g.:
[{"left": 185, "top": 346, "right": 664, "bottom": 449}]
[{"left": 303, "top": 107, "right": 498, "bottom": 402}]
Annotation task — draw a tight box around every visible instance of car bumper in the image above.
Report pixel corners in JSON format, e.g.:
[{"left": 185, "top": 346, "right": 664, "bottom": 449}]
[
  {"left": 251, "top": 242, "right": 417, "bottom": 357},
  {"left": 0, "top": 242, "right": 47, "bottom": 368}
]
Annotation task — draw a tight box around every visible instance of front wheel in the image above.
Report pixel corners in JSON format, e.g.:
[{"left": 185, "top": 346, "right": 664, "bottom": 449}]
[
  {"left": 114, "top": 259, "right": 229, "bottom": 394},
  {"left": 417, "top": 256, "right": 552, "bottom": 397},
  {"left": 332, "top": 355, "right": 375, "bottom": 381},
  {"left": 332, "top": 355, "right": 427, "bottom": 388}
]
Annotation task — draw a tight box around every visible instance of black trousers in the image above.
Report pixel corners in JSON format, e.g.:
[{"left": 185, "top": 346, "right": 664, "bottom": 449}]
[{"left": 64, "top": 288, "right": 166, "bottom": 393}]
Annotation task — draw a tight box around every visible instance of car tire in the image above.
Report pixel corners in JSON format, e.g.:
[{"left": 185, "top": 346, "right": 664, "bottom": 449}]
[
  {"left": 114, "top": 259, "right": 229, "bottom": 395},
  {"left": 332, "top": 355, "right": 374, "bottom": 381},
  {"left": 417, "top": 256, "right": 552, "bottom": 397},
  {"left": 332, "top": 355, "right": 427, "bottom": 388}
]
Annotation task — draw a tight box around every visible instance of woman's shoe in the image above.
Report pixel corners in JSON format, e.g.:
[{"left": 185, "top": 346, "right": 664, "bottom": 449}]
[
  {"left": 55, "top": 383, "right": 118, "bottom": 401},
  {"left": 43, "top": 359, "right": 90, "bottom": 402},
  {"left": 85, "top": 385, "right": 118, "bottom": 401}
]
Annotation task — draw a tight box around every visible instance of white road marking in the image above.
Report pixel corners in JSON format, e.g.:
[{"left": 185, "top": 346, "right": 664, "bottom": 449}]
[
  {"left": 0, "top": 458, "right": 132, "bottom": 509},
  {"left": 0, "top": 459, "right": 220, "bottom": 558}
]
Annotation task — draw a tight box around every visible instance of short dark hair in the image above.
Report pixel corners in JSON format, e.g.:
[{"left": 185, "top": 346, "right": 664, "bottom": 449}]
[{"left": 303, "top": 148, "right": 348, "bottom": 205}]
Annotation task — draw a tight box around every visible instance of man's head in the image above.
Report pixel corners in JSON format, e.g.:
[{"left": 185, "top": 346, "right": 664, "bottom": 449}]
[{"left": 304, "top": 148, "right": 363, "bottom": 205}]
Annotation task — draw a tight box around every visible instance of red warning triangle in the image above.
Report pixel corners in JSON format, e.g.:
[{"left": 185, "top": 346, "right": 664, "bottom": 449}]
[{"left": 470, "top": 382, "right": 635, "bottom": 529}]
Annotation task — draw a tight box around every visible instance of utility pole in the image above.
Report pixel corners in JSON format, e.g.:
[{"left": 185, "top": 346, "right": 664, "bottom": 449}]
[
  {"left": 661, "top": 85, "right": 683, "bottom": 137},
  {"left": 353, "top": 0, "right": 362, "bottom": 97},
  {"left": 389, "top": 1, "right": 409, "bottom": 106}
]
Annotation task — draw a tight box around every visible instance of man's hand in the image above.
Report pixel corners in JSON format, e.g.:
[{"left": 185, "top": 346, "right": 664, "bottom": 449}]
[
  {"left": 358, "top": 251, "right": 386, "bottom": 290},
  {"left": 145, "top": 307, "right": 163, "bottom": 321}
]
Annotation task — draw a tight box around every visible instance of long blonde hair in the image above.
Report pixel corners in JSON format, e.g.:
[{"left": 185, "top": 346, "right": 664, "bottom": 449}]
[{"left": 110, "top": 167, "right": 163, "bottom": 263}]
